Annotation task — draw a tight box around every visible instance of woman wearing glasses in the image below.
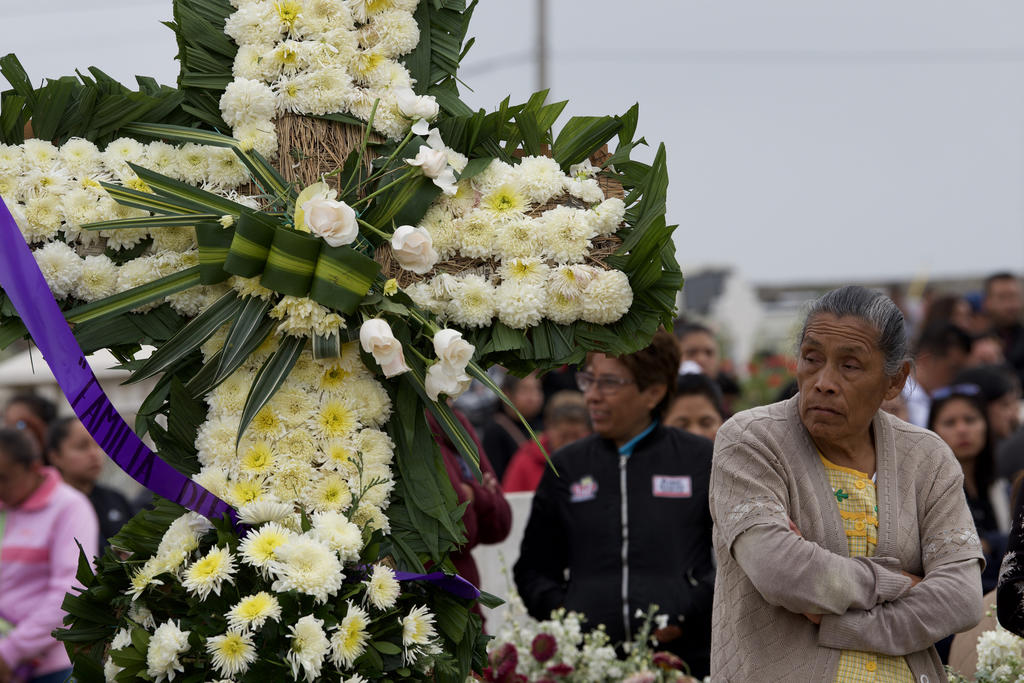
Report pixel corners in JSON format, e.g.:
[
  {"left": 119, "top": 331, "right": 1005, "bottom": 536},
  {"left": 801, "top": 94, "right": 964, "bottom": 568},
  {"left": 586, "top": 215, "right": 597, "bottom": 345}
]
[
  {"left": 514, "top": 330, "right": 715, "bottom": 678},
  {"left": 711, "top": 286, "right": 983, "bottom": 682}
]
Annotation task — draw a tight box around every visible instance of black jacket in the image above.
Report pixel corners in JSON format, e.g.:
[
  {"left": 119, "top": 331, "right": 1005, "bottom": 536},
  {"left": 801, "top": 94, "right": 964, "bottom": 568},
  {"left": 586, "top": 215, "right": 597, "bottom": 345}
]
[{"left": 513, "top": 425, "right": 714, "bottom": 677}]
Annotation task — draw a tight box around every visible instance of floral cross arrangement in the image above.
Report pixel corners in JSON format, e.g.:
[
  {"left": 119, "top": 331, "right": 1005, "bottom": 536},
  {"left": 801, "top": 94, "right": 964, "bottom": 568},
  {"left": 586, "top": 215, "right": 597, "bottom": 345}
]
[{"left": 0, "top": 0, "right": 680, "bottom": 681}]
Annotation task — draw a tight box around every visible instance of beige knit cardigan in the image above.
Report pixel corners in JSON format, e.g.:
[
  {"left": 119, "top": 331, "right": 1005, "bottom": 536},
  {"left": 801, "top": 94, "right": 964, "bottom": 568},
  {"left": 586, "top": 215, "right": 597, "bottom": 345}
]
[{"left": 710, "top": 396, "right": 985, "bottom": 682}]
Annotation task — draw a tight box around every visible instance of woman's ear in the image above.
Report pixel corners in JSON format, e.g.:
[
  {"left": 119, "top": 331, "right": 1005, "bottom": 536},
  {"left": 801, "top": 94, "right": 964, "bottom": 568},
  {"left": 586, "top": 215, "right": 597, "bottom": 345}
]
[
  {"left": 884, "top": 361, "right": 911, "bottom": 401},
  {"left": 644, "top": 383, "right": 668, "bottom": 411}
]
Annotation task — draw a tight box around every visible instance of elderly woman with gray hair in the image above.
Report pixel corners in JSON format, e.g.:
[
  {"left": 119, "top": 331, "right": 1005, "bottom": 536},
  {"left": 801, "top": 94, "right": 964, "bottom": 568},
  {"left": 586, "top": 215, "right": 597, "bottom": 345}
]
[{"left": 711, "top": 285, "right": 984, "bottom": 682}]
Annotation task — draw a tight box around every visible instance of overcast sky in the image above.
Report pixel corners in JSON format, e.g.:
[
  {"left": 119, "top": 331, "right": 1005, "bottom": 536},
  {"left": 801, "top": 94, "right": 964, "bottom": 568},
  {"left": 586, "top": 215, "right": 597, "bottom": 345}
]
[{"left": 3, "top": 1, "right": 1023, "bottom": 285}]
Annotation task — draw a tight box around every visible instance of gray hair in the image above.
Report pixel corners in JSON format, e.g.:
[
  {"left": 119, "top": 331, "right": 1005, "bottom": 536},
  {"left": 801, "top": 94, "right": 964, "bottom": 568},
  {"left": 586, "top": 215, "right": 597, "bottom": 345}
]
[{"left": 798, "top": 285, "right": 911, "bottom": 377}]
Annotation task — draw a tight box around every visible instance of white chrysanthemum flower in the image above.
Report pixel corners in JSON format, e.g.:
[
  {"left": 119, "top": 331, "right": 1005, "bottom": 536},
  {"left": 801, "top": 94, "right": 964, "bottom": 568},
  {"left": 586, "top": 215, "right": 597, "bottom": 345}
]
[
  {"left": 452, "top": 213, "right": 496, "bottom": 259},
  {"left": 310, "top": 397, "right": 360, "bottom": 441},
  {"left": 580, "top": 269, "right": 633, "bottom": 324},
  {"left": 270, "top": 295, "right": 346, "bottom": 338},
  {"left": 272, "top": 456, "right": 315, "bottom": 505},
  {"left": 103, "top": 657, "right": 121, "bottom": 683},
  {"left": 19, "top": 165, "right": 74, "bottom": 200},
  {"left": 270, "top": 534, "right": 344, "bottom": 603},
  {"left": 495, "top": 218, "right": 542, "bottom": 260},
  {"left": 479, "top": 182, "right": 528, "bottom": 225},
  {"left": 127, "top": 557, "right": 164, "bottom": 600},
  {"left": 345, "top": 377, "right": 391, "bottom": 427},
  {"left": 565, "top": 175, "right": 605, "bottom": 204},
  {"left": 206, "top": 147, "right": 251, "bottom": 188},
  {"left": 141, "top": 141, "right": 179, "bottom": 177},
  {"left": 287, "top": 615, "right": 331, "bottom": 683},
  {"left": 239, "top": 522, "right": 294, "bottom": 571},
  {"left": 0, "top": 143, "right": 24, "bottom": 176},
  {"left": 230, "top": 276, "right": 276, "bottom": 302},
  {"left": 358, "top": 9, "right": 419, "bottom": 57},
  {"left": 419, "top": 205, "right": 458, "bottom": 259},
  {"left": 499, "top": 257, "right": 549, "bottom": 288},
  {"left": 470, "top": 158, "right": 513, "bottom": 194},
  {"left": 101, "top": 137, "right": 146, "bottom": 180},
  {"left": 20, "top": 194, "right": 63, "bottom": 242},
  {"left": 352, "top": 502, "right": 391, "bottom": 533},
  {"left": 364, "top": 563, "right": 400, "bottom": 611},
  {"left": 402, "top": 605, "right": 439, "bottom": 664},
  {"left": 195, "top": 415, "right": 240, "bottom": 468},
  {"left": 224, "top": 2, "right": 282, "bottom": 46},
  {"left": 101, "top": 225, "right": 148, "bottom": 252},
  {"left": 448, "top": 273, "right": 496, "bottom": 328},
  {"left": 545, "top": 291, "right": 584, "bottom": 325},
  {"left": 309, "top": 470, "right": 354, "bottom": 512},
  {"left": 330, "top": 601, "right": 370, "bottom": 668},
  {"left": 168, "top": 284, "right": 227, "bottom": 318},
  {"left": 404, "top": 281, "right": 445, "bottom": 315},
  {"left": 348, "top": 0, "right": 418, "bottom": 23},
  {"left": 354, "top": 428, "right": 396, "bottom": 467},
  {"left": 538, "top": 205, "right": 598, "bottom": 263},
  {"left": 192, "top": 466, "right": 230, "bottom": 501},
  {"left": 297, "top": 0, "right": 354, "bottom": 36},
  {"left": 111, "top": 628, "right": 133, "bottom": 651},
  {"left": 59, "top": 138, "right": 102, "bottom": 178},
  {"left": 267, "top": 386, "right": 316, "bottom": 429},
  {"left": 169, "top": 143, "right": 210, "bottom": 185},
  {"left": 238, "top": 499, "right": 296, "bottom": 526},
  {"left": 311, "top": 510, "right": 363, "bottom": 562},
  {"left": 232, "top": 44, "right": 274, "bottom": 81},
  {"left": 33, "top": 240, "right": 82, "bottom": 300},
  {"left": 0, "top": 175, "right": 20, "bottom": 202},
  {"left": 227, "top": 475, "right": 270, "bottom": 508},
  {"left": 227, "top": 592, "right": 282, "bottom": 632},
  {"left": 353, "top": 463, "right": 395, "bottom": 508},
  {"left": 512, "top": 156, "right": 565, "bottom": 204},
  {"left": 146, "top": 620, "right": 191, "bottom": 683},
  {"left": 22, "top": 139, "right": 59, "bottom": 169},
  {"left": 206, "top": 630, "right": 256, "bottom": 678},
  {"left": 232, "top": 120, "right": 278, "bottom": 159},
  {"left": 496, "top": 280, "right": 546, "bottom": 330},
  {"left": 60, "top": 188, "right": 98, "bottom": 231},
  {"left": 236, "top": 439, "right": 275, "bottom": 477},
  {"left": 157, "top": 512, "right": 209, "bottom": 560},
  {"left": 592, "top": 196, "right": 626, "bottom": 235},
  {"left": 548, "top": 264, "right": 597, "bottom": 300},
  {"left": 182, "top": 546, "right": 236, "bottom": 600}
]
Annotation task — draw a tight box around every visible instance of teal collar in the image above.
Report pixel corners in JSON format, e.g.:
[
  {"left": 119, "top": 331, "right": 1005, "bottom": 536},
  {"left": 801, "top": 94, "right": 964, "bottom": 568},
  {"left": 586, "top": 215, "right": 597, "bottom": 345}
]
[{"left": 618, "top": 421, "right": 658, "bottom": 457}]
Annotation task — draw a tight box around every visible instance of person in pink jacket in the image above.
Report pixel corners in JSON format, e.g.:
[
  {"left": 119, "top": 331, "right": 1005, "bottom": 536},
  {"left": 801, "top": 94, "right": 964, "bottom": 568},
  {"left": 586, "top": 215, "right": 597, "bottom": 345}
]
[{"left": 0, "top": 428, "right": 98, "bottom": 683}]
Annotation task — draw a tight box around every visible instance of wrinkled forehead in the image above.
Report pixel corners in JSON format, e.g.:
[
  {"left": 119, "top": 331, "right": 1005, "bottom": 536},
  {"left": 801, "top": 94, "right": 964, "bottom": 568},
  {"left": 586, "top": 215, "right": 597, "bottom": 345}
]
[{"left": 800, "top": 313, "right": 881, "bottom": 355}]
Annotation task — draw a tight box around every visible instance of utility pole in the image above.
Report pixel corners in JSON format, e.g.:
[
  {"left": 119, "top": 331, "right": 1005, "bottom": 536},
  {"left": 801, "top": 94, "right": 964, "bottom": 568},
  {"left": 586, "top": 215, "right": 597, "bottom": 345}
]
[{"left": 536, "top": 0, "right": 548, "bottom": 91}]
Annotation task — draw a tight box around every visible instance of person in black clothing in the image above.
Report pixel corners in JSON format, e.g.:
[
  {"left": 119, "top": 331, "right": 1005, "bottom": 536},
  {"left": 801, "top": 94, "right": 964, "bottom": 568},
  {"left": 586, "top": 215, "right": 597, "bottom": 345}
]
[
  {"left": 47, "top": 417, "right": 133, "bottom": 551},
  {"left": 927, "top": 385, "right": 1005, "bottom": 593},
  {"left": 514, "top": 330, "right": 714, "bottom": 678},
  {"left": 997, "top": 473, "right": 1024, "bottom": 635},
  {"left": 982, "top": 273, "right": 1024, "bottom": 387}
]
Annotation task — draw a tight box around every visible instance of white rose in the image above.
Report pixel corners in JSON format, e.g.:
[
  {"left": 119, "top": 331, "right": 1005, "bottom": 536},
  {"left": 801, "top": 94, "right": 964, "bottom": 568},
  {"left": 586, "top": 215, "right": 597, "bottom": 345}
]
[
  {"left": 433, "top": 329, "right": 474, "bottom": 373},
  {"left": 390, "top": 225, "right": 438, "bottom": 275},
  {"left": 405, "top": 145, "right": 448, "bottom": 178},
  {"left": 302, "top": 198, "right": 358, "bottom": 247},
  {"left": 424, "top": 363, "right": 472, "bottom": 402},
  {"left": 359, "top": 319, "right": 410, "bottom": 378},
  {"left": 395, "top": 87, "right": 439, "bottom": 135}
]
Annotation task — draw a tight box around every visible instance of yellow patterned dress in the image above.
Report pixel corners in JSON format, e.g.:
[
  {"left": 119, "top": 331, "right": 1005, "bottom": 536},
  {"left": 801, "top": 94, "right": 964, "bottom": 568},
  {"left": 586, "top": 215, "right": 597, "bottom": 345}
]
[{"left": 821, "top": 455, "right": 914, "bottom": 682}]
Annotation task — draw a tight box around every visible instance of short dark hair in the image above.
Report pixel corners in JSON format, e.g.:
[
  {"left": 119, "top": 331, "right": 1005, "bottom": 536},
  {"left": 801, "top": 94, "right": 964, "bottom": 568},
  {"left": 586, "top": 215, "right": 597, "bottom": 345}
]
[
  {"left": 984, "top": 272, "right": 1019, "bottom": 297},
  {"left": 674, "top": 373, "right": 725, "bottom": 419},
  {"left": 6, "top": 392, "right": 57, "bottom": 424},
  {"left": 614, "top": 329, "right": 681, "bottom": 419},
  {"left": 673, "top": 321, "right": 713, "bottom": 342},
  {"left": 46, "top": 416, "right": 79, "bottom": 455},
  {"left": 914, "top": 322, "right": 971, "bottom": 357},
  {"left": 543, "top": 391, "right": 588, "bottom": 426},
  {"left": 0, "top": 428, "right": 40, "bottom": 468},
  {"left": 954, "top": 365, "right": 1020, "bottom": 404}
]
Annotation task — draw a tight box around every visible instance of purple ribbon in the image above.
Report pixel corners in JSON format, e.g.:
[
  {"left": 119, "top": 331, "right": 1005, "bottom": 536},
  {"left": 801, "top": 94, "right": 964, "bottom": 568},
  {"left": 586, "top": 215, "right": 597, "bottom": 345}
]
[
  {"left": 0, "top": 198, "right": 238, "bottom": 528},
  {"left": 394, "top": 570, "right": 481, "bottom": 600}
]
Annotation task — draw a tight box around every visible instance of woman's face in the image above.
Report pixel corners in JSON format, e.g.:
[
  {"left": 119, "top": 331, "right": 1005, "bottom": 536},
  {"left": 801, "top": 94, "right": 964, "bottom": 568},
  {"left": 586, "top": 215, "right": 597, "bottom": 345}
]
[
  {"left": 679, "top": 332, "right": 719, "bottom": 377},
  {"left": 511, "top": 375, "right": 544, "bottom": 420},
  {"left": 583, "top": 354, "right": 666, "bottom": 446},
  {"left": 50, "top": 420, "right": 104, "bottom": 489},
  {"left": 0, "top": 451, "right": 42, "bottom": 507},
  {"left": 987, "top": 392, "right": 1021, "bottom": 441},
  {"left": 796, "top": 314, "right": 907, "bottom": 448},
  {"left": 3, "top": 402, "right": 47, "bottom": 455},
  {"left": 933, "top": 398, "right": 987, "bottom": 461},
  {"left": 665, "top": 394, "right": 723, "bottom": 442}
]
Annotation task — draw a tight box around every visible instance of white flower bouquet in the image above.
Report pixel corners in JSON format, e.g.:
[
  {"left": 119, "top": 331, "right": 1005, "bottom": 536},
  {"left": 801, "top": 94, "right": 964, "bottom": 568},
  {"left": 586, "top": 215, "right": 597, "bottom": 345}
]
[
  {"left": 0, "top": 0, "right": 682, "bottom": 681},
  {"left": 949, "top": 627, "right": 1024, "bottom": 683}
]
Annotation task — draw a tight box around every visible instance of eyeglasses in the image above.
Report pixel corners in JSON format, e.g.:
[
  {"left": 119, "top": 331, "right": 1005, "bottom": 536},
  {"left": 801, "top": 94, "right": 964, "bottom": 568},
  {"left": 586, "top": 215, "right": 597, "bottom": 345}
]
[
  {"left": 931, "top": 383, "right": 981, "bottom": 401},
  {"left": 576, "top": 371, "right": 635, "bottom": 393}
]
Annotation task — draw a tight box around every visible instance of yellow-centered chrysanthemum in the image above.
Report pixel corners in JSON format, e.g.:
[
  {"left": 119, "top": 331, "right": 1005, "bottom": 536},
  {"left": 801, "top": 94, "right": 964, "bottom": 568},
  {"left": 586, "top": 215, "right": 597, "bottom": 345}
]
[
  {"left": 181, "top": 547, "right": 236, "bottom": 600},
  {"left": 227, "top": 592, "right": 282, "bottom": 631},
  {"left": 314, "top": 399, "right": 357, "bottom": 440},
  {"left": 239, "top": 523, "right": 292, "bottom": 570},
  {"left": 239, "top": 441, "right": 275, "bottom": 476},
  {"left": 206, "top": 630, "right": 257, "bottom": 678},
  {"left": 330, "top": 602, "right": 370, "bottom": 668}
]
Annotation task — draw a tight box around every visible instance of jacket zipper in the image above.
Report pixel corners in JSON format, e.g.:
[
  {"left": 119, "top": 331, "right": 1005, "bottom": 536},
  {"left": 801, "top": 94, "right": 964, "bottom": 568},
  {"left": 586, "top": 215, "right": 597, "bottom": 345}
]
[{"left": 619, "top": 453, "right": 630, "bottom": 640}]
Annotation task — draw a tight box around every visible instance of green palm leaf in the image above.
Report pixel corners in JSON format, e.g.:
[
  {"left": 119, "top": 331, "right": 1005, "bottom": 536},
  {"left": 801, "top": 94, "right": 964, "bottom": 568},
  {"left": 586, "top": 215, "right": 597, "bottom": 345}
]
[{"left": 236, "top": 334, "right": 305, "bottom": 445}]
